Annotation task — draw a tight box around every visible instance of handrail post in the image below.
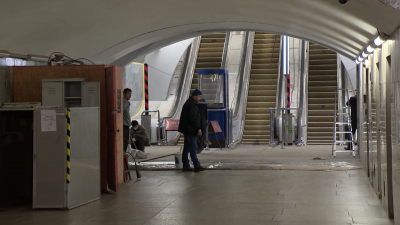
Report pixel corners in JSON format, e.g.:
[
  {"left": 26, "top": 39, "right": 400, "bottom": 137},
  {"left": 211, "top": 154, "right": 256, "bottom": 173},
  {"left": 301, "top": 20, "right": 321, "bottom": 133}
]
[
  {"left": 281, "top": 108, "right": 285, "bottom": 149},
  {"left": 269, "top": 108, "right": 275, "bottom": 146}
]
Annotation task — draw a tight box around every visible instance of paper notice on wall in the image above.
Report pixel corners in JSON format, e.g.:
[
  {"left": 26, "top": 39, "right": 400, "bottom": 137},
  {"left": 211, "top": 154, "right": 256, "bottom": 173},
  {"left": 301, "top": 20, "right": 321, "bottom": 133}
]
[{"left": 41, "top": 110, "right": 57, "bottom": 132}]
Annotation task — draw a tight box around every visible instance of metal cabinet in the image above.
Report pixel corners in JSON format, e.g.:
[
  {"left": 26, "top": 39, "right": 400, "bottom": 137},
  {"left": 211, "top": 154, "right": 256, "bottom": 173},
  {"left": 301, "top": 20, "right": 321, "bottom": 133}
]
[
  {"left": 42, "top": 79, "right": 100, "bottom": 107},
  {"left": 0, "top": 106, "right": 100, "bottom": 209},
  {"left": 32, "top": 107, "right": 100, "bottom": 209}
]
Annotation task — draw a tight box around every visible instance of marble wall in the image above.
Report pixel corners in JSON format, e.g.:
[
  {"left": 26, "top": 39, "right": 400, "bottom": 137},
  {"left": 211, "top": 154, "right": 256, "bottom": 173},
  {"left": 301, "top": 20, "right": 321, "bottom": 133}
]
[
  {"left": 391, "top": 28, "right": 400, "bottom": 224},
  {"left": 359, "top": 27, "right": 400, "bottom": 221}
]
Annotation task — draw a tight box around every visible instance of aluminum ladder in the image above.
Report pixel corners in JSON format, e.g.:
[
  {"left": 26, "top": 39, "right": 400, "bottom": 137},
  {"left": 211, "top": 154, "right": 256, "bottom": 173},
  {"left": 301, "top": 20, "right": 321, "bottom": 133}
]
[{"left": 332, "top": 89, "right": 355, "bottom": 157}]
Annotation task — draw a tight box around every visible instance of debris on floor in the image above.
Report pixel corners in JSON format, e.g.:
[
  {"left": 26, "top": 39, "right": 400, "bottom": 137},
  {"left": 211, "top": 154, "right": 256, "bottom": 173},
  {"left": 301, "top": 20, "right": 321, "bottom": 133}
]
[{"left": 312, "top": 157, "right": 325, "bottom": 160}]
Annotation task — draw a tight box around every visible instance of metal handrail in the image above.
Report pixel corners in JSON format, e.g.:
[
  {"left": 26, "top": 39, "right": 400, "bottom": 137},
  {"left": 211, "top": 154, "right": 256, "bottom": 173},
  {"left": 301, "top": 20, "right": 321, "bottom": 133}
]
[{"left": 221, "top": 32, "right": 231, "bottom": 70}]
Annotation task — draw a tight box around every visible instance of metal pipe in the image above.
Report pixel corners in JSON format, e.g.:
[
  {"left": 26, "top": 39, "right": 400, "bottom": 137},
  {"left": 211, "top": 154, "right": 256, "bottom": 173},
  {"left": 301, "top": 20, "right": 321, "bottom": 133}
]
[
  {"left": 357, "top": 63, "right": 363, "bottom": 156},
  {"left": 276, "top": 36, "right": 285, "bottom": 118},
  {"left": 296, "top": 40, "right": 306, "bottom": 145}
]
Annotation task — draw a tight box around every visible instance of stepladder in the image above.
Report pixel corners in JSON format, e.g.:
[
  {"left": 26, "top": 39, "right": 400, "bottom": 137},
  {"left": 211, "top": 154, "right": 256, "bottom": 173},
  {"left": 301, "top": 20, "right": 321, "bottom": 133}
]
[{"left": 332, "top": 89, "right": 355, "bottom": 157}]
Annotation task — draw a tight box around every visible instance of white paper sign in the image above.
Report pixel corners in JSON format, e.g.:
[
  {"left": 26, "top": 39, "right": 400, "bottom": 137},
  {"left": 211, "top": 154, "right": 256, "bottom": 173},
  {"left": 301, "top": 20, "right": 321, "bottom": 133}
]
[{"left": 41, "top": 110, "right": 57, "bottom": 132}]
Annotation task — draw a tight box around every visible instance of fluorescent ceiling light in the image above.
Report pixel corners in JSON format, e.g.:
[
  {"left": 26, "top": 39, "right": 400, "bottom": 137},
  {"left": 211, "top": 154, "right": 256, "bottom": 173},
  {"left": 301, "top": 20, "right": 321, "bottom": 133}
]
[
  {"left": 362, "top": 52, "right": 368, "bottom": 58},
  {"left": 374, "top": 36, "right": 385, "bottom": 46},
  {"left": 357, "top": 56, "right": 364, "bottom": 62},
  {"left": 355, "top": 60, "right": 360, "bottom": 64},
  {"left": 366, "top": 45, "right": 375, "bottom": 53},
  {"left": 27, "top": 54, "right": 48, "bottom": 62},
  {"left": 0, "top": 50, "right": 10, "bottom": 58}
]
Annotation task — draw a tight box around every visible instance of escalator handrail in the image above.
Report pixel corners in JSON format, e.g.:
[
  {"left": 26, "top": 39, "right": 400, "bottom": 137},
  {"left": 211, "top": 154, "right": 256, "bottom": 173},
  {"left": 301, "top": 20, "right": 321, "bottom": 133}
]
[
  {"left": 230, "top": 31, "right": 255, "bottom": 146},
  {"left": 161, "top": 37, "right": 201, "bottom": 145},
  {"left": 164, "top": 43, "right": 192, "bottom": 119}
]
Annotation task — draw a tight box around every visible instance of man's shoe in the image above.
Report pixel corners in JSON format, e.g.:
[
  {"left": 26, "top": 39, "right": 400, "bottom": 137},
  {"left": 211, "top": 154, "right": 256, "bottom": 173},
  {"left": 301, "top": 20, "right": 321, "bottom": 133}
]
[
  {"left": 194, "top": 167, "right": 206, "bottom": 173},
  {"left": 204, "top": 140, "right": 212, "bottom": 145},
  {"left": 182, "top": 167, "right": 194, "bottom": 172}
]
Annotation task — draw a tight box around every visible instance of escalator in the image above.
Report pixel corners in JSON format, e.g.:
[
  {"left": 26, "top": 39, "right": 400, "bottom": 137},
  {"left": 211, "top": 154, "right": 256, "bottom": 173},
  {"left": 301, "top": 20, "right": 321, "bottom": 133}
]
[
  {"left": 191, "top": 33, "right": 227, "bottom": 93},
  {"left": 241, "top": 33, "right": 281, "bottom": 145},
  {"left": 177, "top": 33, "right": 228, "bottom": 145},
  {"left": 307, "top": 43, "right": 337, "bottom": 145}
]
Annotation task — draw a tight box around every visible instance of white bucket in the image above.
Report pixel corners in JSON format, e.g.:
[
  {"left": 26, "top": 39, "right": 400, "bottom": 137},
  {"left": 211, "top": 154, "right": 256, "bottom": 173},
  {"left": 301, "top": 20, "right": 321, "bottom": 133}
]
[{"left": 174, "top": 153, "right": 182, "bottom": 169}]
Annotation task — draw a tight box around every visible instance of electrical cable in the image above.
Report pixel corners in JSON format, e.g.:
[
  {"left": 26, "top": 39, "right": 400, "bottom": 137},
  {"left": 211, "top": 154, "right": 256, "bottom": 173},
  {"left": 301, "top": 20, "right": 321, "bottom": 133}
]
[
  {"left": 47, "top": 52, "right": 65, "bottom": 63},
  {"left": 75, "top": 58, "right": 96, "bottom": 65},
  {"left": 48, "top": 52, "right": 96, "bottom": 65}
]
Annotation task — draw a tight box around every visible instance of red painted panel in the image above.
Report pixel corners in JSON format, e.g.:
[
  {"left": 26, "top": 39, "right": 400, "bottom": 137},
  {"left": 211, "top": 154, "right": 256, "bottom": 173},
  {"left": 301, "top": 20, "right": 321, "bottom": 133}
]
[
  {"left": 210, "top": 120, "right": 222, "bottom": 133},
  {"left": 106, "top": 67, "right": 118, "bottom": 192},
  {"left": 165, "top": 119, "right": 180, "bottom": 131}
]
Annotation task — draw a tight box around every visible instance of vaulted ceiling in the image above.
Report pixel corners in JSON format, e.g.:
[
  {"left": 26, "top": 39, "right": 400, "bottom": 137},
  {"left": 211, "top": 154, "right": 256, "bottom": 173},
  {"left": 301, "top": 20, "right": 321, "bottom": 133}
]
[{"left": 1, "top": 0, "right": 400, "bottom": 65}]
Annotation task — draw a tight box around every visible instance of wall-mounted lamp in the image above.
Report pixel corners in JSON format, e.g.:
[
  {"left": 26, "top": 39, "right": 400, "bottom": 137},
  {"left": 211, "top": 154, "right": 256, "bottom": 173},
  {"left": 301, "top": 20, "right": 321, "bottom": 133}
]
[{"left": 0, "top": 50, "right": 11, "bottom": 58}]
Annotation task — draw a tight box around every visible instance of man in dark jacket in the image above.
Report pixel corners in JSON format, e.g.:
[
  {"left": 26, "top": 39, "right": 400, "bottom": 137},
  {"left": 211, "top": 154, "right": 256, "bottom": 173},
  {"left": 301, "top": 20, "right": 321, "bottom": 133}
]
[
  {"left": 179, "top": 89, "right": 206, "bottom": 173},
  {"left": 345, "top": 95, "right": 357, "bottom": 150}
]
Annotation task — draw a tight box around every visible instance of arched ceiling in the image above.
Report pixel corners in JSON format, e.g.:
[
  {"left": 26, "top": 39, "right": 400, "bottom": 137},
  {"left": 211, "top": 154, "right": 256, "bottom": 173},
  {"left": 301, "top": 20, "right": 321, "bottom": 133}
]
[{"left": 1, "top": 0, "right": 400, "bottom": 66}]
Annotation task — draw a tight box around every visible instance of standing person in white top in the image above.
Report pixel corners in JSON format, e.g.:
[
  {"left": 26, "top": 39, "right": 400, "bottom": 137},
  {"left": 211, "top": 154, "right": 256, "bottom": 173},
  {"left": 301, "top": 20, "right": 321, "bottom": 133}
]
[{"left": 123, "top": 88, "right": 132, "bottom": 152}]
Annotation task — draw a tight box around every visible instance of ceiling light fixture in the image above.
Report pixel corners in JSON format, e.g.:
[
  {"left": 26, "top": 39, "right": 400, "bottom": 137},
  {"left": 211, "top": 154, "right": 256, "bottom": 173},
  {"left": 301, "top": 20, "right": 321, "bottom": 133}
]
[
  {"left": 374, "top": 36, "right": 385, "bottom": 46},
  {"left": 362, "top": 52, "right": 368, "bottom": 58},
  {"left": 366, "top": 45, "right": 375, "bottom": 53}
]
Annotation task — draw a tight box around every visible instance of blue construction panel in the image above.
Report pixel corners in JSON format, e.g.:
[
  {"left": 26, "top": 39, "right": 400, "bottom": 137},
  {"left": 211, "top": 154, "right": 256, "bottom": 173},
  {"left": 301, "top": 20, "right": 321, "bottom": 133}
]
[
  {"left": 208, "top": 111, "right": 226, "bottom": 141},
  {"left": 197, "top": 69, "right": 229, "bottom": 74}
]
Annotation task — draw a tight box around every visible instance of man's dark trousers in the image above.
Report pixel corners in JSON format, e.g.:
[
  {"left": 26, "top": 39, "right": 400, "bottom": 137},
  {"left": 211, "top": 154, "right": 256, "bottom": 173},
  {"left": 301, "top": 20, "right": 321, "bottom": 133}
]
[
  {"left": 123, "top": 125, "right": 130, "bottom": 152},
  {"left": 348, "top": 121, "right": 357, "bottom": 149},
  {"left": 132, "top": 138, "right": 145, "bottom": 152},
  {"left": 182, "top": 135, "right": 201, "bottom": 168}
]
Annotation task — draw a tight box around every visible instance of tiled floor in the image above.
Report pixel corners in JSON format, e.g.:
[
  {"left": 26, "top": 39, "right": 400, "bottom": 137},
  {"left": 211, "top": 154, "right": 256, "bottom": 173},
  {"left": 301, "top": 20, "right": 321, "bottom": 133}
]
[{"left": 0, "top": 169, "right": 393, "bottom": 225}]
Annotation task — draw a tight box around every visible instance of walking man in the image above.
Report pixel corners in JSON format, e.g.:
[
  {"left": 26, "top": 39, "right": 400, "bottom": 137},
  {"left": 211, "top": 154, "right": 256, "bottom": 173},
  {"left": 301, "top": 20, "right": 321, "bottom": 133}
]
[
  {"left": 179, "top": 89, "right": 206, "bottom": 173},
  {"left": 123, "top": 88, "right": 132, "bottom": 152}
]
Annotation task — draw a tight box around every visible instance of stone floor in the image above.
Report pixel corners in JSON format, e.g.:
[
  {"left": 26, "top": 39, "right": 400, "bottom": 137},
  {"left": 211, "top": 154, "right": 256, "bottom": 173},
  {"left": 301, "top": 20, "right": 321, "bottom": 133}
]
[
  {"left": 133, "top": 144, "right": 361, "bottom": 170},
  {"left": 0, "top": 145, "right": 393, "bottom": 225}
]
